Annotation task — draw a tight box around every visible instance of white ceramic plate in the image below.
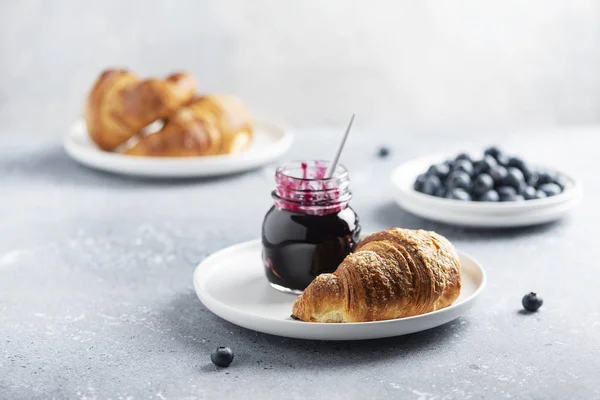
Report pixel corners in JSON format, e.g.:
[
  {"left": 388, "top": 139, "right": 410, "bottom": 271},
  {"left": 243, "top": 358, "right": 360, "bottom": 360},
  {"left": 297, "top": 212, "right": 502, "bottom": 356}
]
[
  {"left": 63, "top": 119, "right": 294, "bottom": 178},
  {"left": 193, "top": 239, "right": 486, "bottom": 341},
  {"left": 392, "top": 155, "right": 583, "bottom": 227}
]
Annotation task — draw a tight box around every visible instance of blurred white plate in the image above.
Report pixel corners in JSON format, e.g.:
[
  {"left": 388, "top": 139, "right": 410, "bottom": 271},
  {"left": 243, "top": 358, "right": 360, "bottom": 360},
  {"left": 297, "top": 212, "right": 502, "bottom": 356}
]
[
  {"left": 392, "top": 155, "right": 583, "bottom": 227},
  {"left": 63, "top": 119, "right": 294, "bottom": 178},
  {"left": 193, "top": 239, "right": 485, "bottom": 341}
]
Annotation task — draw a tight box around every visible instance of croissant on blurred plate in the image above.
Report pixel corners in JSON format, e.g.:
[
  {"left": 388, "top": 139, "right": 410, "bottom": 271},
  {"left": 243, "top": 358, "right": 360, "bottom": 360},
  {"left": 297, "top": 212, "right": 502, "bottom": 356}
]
[{"left": 84, "top": 69, "right": 254, "bottom": 157}]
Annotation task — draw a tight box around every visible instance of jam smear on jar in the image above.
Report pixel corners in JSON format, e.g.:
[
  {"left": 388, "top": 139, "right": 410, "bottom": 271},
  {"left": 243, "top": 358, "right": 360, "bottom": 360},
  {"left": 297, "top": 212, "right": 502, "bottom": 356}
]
[{"left": 261, "top": 161, "right": 361, "bottom": 293}]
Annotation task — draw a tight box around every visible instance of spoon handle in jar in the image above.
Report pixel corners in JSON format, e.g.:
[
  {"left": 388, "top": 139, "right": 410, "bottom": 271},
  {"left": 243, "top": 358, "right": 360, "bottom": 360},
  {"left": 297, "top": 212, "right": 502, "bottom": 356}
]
[{"left": 325, "top": 113, "right": 355, "bottom": 179}]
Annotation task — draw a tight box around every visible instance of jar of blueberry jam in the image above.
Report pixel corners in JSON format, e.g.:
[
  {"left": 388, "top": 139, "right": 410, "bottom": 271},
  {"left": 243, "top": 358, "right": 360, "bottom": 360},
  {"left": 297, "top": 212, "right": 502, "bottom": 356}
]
[{"left": 262, "top": 161, "right": 361, "bottom": 294}]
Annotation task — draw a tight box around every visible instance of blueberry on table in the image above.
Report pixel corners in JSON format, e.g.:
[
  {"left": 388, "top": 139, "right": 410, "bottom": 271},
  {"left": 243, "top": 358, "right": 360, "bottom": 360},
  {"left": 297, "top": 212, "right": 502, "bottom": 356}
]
[
  {"left": 211, "top": 347, "right": 234, "bottom": 367},
  {"left": 446, "top": 171, "right": 472, "bottom": 190},
  {"left": 481, "top": 155, "right": 498, "bottom": 173},
  {"left": 427, "top": 163, "right": 450, "bottom": 179},
  {"left": 446, "top": 188, "right": 471, "bottom": 201},
  {"left": 422, "top": 175, "right": 442, "bottom": 195},
  {"left": 413, "top": 174, "right": 427, "bottom": 192},
  {"left": 472, "top": 173, "right": 494, "bottom": 196},
  {"left": 521, "top": 186, "right": 537, "bottom": 200},
  {"left": 478, "top": 190, "right": 500, "bottom": 202},
  {"left": 483, "top": 146, "right": 502, "bottom": 158},
  {"left": 522, "top": 292, "right": 543, "bottom": 312},
  {"left": 539, "top": 183, "right": 562, "bottom": 197},
  {"left": 452, "top": 159, "right": 474, "bottom": 176},
  {"left": 455, "top": 153, "right": 472, "bottom": 162},
  {"left": 489, "top": 165, "right": 508, "bottom": 185},
  {"left": 377, "top": 146, "right": 390, "bottom": 158},
  {"left": 504, "top": 167, "right": 525, "bottom": 189}
]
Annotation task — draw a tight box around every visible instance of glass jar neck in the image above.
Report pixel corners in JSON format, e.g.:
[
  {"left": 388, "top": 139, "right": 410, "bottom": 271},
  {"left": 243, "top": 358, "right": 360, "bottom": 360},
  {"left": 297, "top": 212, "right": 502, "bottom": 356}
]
[{"left": 272, "top": 161, "right": 352, "bottom": 215}]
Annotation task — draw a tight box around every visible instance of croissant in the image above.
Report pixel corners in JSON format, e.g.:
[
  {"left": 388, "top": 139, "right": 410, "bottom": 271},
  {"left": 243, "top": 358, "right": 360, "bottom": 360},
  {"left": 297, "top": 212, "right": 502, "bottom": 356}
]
[
  {"left": 292, "top": 228, "right": 461, "bottom": 323},
  {"left": 84, "top": 69, "right": 197, "bottom": 151},
  {"left": 124, "top": 94, "right": 253, "bottom": 157}
]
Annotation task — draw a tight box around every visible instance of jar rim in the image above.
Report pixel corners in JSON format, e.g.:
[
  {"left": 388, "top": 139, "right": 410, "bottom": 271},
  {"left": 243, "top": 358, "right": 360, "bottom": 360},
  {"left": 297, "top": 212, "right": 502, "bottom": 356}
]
[{"left": 275, "top": 160, "right": 349, "bottom": 182}]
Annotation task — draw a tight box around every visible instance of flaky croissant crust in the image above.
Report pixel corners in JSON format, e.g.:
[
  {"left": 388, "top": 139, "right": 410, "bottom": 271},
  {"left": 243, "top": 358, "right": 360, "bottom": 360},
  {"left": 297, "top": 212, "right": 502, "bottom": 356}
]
[
  {"left": 292, "top": 228, "right": 461, "bottom": 323},
  {"left": 84, "top": 69, "right": 197, "bottom": 151}
]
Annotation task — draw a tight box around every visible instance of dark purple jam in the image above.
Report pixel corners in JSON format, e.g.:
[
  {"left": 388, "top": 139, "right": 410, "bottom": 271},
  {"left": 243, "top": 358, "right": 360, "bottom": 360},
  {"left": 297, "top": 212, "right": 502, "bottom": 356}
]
[{"left": 261, "top": 161, "right": 361, "bottom": 293}]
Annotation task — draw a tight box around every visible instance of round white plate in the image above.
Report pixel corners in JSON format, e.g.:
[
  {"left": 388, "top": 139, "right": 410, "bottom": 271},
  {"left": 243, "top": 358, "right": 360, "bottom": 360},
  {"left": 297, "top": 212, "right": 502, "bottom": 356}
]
[
  {"left": 392, "top": 155, "right": 583, "bottom": 227},
  {"left": 193, "top": 239, "right": 486, "bottom": 341},
  {"left": 63, "top": 119, "right": 294, "bottom": 178}
]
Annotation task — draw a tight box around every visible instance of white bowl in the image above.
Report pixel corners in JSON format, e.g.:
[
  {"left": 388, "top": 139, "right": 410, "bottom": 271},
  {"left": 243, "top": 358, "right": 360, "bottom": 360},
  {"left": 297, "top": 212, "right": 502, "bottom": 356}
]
[
  {"left": 391, "top": 154, "right": 583, "bottom": 227},
  {"left": 63, "top": 118, "right": 294, "bottom": 178},
  {"left": 193, "top": 239, "right": 486, "bottom": 341}
]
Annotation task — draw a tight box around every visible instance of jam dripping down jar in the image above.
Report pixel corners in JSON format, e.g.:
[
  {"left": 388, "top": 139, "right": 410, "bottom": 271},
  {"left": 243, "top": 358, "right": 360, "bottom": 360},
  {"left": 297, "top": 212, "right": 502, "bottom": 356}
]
[{"left": 261, "top": 160, "right": 361, "bottom": 294}]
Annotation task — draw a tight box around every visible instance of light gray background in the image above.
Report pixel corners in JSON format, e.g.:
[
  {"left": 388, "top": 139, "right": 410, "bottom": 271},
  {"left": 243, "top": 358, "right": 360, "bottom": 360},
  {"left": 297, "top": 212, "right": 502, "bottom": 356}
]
[{"left": 2, "top": 0, "right": 600, "bottom": 134}]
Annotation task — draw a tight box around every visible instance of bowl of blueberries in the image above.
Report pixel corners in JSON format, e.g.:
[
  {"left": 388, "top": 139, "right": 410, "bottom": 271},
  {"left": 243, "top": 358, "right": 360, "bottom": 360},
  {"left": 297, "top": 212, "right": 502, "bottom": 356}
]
[{"left": 391, "top": 146, "right": 583, "bottom": 227}]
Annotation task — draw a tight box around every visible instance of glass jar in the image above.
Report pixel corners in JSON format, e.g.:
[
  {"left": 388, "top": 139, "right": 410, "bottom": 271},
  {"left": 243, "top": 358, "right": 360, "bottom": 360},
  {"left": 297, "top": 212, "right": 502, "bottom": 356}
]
[{"left": 261, "top": 160, "right": 361, "bottom": 294}]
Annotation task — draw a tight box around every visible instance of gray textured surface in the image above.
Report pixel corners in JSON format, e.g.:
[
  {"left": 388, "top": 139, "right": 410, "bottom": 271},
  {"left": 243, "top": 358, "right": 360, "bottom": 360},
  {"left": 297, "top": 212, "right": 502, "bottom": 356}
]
[
  {"left": 3, "top": 0, "right": 600, "bottom": 134},
  {"left": 1, "top": 127, "right": 599, "bottom": 399}
]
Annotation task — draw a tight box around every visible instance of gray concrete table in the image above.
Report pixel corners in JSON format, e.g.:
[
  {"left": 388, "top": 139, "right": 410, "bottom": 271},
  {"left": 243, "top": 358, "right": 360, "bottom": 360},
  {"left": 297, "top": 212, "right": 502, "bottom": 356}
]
[{"left": 1, "top": 128, "right": 599, "bottom": 399}]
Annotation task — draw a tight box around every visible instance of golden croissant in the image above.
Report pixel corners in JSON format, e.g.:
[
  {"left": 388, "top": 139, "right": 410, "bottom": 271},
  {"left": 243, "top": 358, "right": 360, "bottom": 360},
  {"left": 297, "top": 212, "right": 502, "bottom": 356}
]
[
  {"left": 125, "top": 94, "right": 253, "bottom": 157},
  {"left": 292, "top": 228, "right": 461, "bottom": 323},
  {"left": 84, "top": 69, "right": 197, "bottom": 151}
]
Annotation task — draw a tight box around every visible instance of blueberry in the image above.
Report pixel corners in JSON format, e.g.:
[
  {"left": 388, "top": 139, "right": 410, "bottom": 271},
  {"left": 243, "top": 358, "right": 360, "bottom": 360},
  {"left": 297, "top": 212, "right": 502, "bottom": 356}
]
[
  {"left": 519, "top": 163, "right": 533, "bottom": 181},
  {"left": 455, "top": 153, "right": 472, "bottom": 163},
  {"left": 377, "top": 146, "right": 390, "bottom": 158},
  {"left": 505, "top": 156, "right": 532, "bottom": 180},
  {"left": 427, "top": 163, "right": 450, "bottom": 179},
  {"left": 446, "top": 188, "right": 471, "bottom": 201},
  {"left": 483, "top": 146, "right": 502, "bottom": 158},
  {"left": 530, "top": 171, "right": 553, "bottom": 187},
  {"left": 504, "top": 167, "right": 525, "bottom": 189},
  {"left": 211, "top": 347, "right": 234, "bottom": 367},
  {"left": 497, "top": 186, "right": 523, "bottom": 201},
  {"left": 521, "top": 186, "right": 537, "bottom": 200},
  {"left": 539, "top": 183, "right": 562, "bottom": 197},
  {"left": 434, "top": 186, "right": 447, "bottom": 197},
  {"left": 497, "top": 186, "right": 517, "bottom": 197},
  {"left": 452, "top": 159, "right": 474, "bottom": 176},
  {"left": 413, "top": 174, "right": 427, "bottom": 192},
  {"left": 554, "top": 175, "right": 570, "bottom": 191},
  {"left": 522, "top": 292, "right": 543, "bottom": 312},
  {"left": 472, "top": 173, "right": 494, "bottom": 196},
  {"left": 480, "top": 155, "right": 498, "bottom": 173},
  {"left": 422, "top": 175, "right": 442, "bottom": 195},
  {"left": 446, "top": 171, "right": 472, "bottom": 190},
  {"left": 489, "top": 165, "right": 508, "bottom": 185},
  {"left": 478, "top": 190, "right": 500, "bottom": 202},
  {"left": 503, "top": 193, "right": 524, "bottom": 202},
  {"left": 495, "top": 152, "right": 510, "bottom": 167},
  {"left": 473, "top": 160, "right": 488, "bottom": 176},
  {"left": 535, "top": 189, "right": 547, "bottom": 199},
  {"left": 507, "top": 156, "right": 526, "bottom": 170}
]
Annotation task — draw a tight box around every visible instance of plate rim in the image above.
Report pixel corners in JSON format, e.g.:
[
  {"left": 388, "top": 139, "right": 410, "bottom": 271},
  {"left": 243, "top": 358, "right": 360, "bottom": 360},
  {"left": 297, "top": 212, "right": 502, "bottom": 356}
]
[
  {"left": 63, "top": 118, "right": 294, "bottom": 177},
  {"left": 193, "top": 239, "right": 487, "bottom": 339}
]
